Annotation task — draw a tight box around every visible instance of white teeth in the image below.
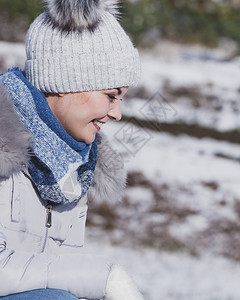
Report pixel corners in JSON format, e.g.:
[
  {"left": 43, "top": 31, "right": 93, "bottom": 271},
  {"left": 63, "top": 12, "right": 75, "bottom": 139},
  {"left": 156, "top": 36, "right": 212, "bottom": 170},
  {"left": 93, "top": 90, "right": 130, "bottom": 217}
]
[{"left": 93, "top": 120, "right": 103, "bottom": 128}]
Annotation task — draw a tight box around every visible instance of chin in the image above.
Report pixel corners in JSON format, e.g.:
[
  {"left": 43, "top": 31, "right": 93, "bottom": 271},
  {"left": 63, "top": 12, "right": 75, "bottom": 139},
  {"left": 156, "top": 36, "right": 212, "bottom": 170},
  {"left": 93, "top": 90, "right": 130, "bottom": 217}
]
[{"left": 76, "top": 135, "right": 95, "bottom": 144}]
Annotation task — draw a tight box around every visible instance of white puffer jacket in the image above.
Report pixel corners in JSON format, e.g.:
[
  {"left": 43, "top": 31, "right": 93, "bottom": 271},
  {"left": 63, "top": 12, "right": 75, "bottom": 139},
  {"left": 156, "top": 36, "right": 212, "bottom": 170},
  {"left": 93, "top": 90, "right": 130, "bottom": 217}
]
[{"left": 0, "top": 82, "right": 144, "bottom": 299}]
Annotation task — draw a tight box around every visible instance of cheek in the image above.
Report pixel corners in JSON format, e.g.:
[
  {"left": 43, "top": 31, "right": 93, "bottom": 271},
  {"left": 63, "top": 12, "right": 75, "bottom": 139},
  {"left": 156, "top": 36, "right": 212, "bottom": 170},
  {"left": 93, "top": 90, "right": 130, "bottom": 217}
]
[
  {"left": 63, "top": 108, "right": 85, "bottom": 131},
  {"left": 71, "top": 97, "right": 110, "bottom": 123},
  {"left": 97, "top": 100, "right": 110, "bottom": 112},
  {"left": 88, "top": 101, "right": 110, "bottom": 117}
]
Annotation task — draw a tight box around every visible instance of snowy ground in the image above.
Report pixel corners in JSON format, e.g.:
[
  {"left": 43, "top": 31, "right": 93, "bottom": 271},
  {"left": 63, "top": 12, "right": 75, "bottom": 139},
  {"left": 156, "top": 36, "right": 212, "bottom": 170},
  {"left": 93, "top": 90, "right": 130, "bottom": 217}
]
[
  {"left": 125, "top": 40, "right": 240, "bottom": 132},
  {"left": 89, "top": 124, "right": 240, "bottom": 299},
  {"left": 0, "top": 41, "right": 25, "bottom": 73},
  {"left": 1, "top": 39, "right": 240, "bottom": 299},
  {"left": 84, "top": 241, "right": 240, "bottom": 300}
]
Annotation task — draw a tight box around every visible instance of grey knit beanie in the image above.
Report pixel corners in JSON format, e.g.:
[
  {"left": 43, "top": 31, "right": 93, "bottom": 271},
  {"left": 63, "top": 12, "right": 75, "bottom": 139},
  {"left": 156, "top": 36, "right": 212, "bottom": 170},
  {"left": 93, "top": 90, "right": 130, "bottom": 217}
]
[{"left": 25, "top": 0, "right": 141, "bottom": 93}]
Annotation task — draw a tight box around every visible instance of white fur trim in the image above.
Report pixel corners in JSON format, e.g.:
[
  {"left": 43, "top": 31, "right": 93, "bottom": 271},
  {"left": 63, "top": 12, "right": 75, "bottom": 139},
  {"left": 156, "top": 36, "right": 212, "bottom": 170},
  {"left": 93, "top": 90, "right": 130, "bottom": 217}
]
[
  {"left": 0, "top": 82, "right": 32, "bottom": 177},
  {"left": 88, "top": 132, "right": 127, "bottom": 203}
]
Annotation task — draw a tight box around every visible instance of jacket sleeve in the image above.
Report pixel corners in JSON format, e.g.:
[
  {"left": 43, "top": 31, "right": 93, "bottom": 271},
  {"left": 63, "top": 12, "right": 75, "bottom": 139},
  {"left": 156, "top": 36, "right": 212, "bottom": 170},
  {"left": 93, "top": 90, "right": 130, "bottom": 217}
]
[{"left": 0, "top": 226, "right": 111, "bottom": 299}]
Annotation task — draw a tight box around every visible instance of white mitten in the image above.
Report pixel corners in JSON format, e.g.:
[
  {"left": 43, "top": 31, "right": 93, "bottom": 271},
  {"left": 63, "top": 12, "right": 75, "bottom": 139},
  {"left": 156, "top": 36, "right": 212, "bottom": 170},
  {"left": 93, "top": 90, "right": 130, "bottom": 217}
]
[{"left": 104, "top": 264, "right": 144, "bottom": 300}]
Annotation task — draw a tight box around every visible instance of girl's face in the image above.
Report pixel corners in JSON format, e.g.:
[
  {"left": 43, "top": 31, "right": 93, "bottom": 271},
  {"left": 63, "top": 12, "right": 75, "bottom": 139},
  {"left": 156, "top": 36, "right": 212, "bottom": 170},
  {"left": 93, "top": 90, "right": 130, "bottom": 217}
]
[{"left": 46, "top": 87, "right": 128, "bottom": 144}]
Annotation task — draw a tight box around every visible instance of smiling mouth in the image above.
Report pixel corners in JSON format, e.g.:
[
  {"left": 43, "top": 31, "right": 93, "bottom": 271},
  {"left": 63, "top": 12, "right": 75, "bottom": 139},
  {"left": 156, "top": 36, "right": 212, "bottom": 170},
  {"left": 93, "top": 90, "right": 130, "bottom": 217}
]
[{"left": 92, "top": 120, "right": 105, "bottom": 130}]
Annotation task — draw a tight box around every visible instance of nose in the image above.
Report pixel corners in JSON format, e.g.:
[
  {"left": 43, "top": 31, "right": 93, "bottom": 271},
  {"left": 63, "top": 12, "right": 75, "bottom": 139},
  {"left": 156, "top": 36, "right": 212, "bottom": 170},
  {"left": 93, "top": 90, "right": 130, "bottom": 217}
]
[{"left": 108, "top": 102, "right": 122, "bottom": 121}]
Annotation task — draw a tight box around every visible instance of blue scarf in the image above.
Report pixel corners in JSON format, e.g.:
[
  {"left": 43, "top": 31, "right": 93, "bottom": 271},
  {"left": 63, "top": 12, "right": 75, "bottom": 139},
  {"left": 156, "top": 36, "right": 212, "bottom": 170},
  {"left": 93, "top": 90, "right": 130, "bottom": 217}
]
[{"left": 1, "top": 68, "right": 97, "bottom": 205}]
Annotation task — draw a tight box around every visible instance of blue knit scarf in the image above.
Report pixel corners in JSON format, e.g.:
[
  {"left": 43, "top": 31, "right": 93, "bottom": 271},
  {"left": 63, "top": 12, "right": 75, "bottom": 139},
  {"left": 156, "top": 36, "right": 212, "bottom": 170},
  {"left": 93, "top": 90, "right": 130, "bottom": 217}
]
[{"left": 1, "top": 68, "right": 97, "bottom": 205}]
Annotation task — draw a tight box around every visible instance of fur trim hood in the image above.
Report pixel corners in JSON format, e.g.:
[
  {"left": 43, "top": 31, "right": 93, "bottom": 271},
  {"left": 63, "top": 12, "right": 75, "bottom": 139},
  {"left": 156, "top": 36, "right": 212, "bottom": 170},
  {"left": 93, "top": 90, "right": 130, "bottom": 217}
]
[
  {"left": 0, "top": 82, "right": 126, "bottom": 202},
  {"left": 0, "top": 82, "right": 32, "bottom": 177},
  {"left": 88, "top": 132, "right": 126, "bottom": 203}
]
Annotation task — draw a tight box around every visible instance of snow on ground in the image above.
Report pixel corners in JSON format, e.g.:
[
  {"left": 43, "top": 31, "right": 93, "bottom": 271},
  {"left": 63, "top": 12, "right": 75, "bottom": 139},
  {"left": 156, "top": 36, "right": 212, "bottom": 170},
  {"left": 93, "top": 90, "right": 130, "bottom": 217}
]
[
  {"left": 103, "top": 121, "right": 240, "bottom": 201},
  {"left": 120, "top": 93, "right": 240, "bottom": 132},
  {"left": 139, "top": 39, "right": 239, "bottom": 91},
  {"left": 0, "top": 41, "right": 25, "bottom": 72},
  {"left": 100, "top": 122, "right": 240, "bottom": 254},
  {"left": 129, "top": 40, "right": 240, "bottom": 131},
  {"left": 87, "top": 118, "right": 240, "bottom": 299},
  {"left": 85, "top": 240, "right": 240, "bottom": 300}
]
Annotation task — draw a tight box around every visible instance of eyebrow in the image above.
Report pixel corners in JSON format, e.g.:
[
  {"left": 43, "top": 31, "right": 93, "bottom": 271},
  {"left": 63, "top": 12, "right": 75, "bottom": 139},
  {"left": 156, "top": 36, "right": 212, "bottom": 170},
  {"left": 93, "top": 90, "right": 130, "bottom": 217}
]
[{"left": 106, "top": 88, "right": 122, "bottom": 95}]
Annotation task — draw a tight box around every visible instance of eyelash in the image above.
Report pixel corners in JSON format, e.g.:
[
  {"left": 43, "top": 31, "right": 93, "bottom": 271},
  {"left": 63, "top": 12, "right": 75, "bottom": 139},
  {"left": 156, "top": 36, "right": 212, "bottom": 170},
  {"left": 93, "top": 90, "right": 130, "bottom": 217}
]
[
  {"left": 107, "top": 94, "right": 123, "bottom": 102},
  {"left": 108, "top": 94, "right": 117, "bottom": 101}
]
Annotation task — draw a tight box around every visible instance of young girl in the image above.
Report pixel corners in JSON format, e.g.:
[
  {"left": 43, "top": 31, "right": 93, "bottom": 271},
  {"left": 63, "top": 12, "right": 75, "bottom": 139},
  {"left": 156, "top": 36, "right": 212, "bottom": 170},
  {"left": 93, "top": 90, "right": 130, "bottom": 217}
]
[{"left": 0, "top": 0, "right": 143, "bottom": 299}]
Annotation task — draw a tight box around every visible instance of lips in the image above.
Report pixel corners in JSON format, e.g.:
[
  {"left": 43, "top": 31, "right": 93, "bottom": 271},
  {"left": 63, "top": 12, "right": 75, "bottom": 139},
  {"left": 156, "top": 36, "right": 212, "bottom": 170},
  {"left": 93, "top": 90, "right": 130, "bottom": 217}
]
[{"left": 92, "top": 120, "right": 105, "bottom": 130}]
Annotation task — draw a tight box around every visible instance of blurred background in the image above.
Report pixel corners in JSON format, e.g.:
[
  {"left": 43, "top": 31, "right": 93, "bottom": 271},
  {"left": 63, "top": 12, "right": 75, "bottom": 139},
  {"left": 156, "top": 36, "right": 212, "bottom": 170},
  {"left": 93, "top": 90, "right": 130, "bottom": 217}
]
[{"left": 1, "top": 1, "right": 240, "bottom": 299}]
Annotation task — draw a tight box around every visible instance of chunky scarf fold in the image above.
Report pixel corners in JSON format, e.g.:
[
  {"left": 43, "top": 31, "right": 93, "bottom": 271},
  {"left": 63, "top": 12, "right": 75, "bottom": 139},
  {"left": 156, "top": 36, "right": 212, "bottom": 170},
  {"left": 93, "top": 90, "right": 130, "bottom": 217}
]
[{"left": 1, "top": 67, "right": 97, "bottom": 205}]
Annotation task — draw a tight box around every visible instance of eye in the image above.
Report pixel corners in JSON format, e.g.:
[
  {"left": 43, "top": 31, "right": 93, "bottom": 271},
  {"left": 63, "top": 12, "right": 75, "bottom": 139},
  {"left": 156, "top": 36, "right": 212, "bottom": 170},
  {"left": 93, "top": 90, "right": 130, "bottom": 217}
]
[{"left": 107, "top": 94, "right": 117, "bottom": 101}]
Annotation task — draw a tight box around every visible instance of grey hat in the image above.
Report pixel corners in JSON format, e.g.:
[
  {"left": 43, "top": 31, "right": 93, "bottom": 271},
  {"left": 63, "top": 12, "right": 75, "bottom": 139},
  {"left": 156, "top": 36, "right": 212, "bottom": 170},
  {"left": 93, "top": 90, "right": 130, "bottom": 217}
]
[{"left": 25, "top": 0, "right": 141, "bottom": 93}]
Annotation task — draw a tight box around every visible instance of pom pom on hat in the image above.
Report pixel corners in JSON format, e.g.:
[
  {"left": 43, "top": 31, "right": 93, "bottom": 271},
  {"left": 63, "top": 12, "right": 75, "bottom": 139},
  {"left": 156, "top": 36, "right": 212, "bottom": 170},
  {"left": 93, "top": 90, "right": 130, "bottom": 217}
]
[{"left": 44, "top": 0, "right": 120, "bottom": 32}]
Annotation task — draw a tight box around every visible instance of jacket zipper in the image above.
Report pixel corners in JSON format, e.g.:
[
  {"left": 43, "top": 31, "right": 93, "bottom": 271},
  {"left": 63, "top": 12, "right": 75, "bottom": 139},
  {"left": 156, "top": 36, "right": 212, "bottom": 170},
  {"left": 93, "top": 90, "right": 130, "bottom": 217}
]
[
  {"left": 45, "top": 205, "right": 52, "bottom": 228},
  {"left": 41, "top": 204, "right": 52, "bottom": 252}
]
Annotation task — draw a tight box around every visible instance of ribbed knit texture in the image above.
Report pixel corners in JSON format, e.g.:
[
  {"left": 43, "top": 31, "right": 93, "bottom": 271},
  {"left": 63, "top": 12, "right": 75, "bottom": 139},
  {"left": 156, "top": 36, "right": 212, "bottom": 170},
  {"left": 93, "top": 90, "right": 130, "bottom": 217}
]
[{"left": 25, "top": 12, "right": 141, "bottom": 93}]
